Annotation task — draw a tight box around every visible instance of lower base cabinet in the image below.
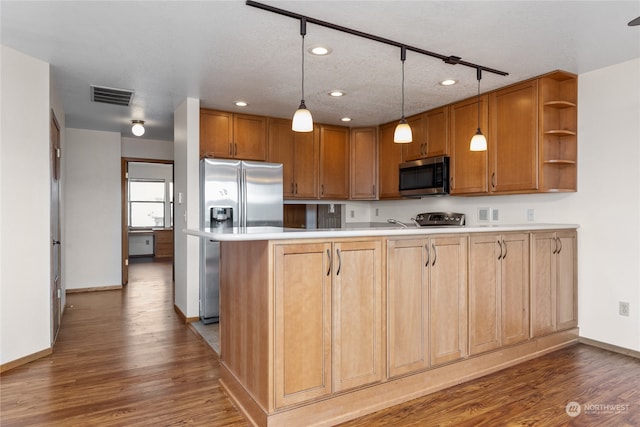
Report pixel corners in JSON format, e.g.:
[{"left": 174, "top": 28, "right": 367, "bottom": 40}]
[{"left": 273, "top": 239, "right": 383, "bottom": 408}]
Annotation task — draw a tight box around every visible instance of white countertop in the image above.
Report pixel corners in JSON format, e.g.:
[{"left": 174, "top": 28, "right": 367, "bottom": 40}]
[{"left": 185, "top": 223, "right": 579, "bottom": 242}]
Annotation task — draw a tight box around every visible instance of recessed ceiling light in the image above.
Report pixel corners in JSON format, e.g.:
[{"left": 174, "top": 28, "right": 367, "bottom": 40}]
[
  {"left": 341, "top": 117, "right": 352, "bottom": 122},
  {"left": 234, "top": 101, "right": 248, "bottom": 107},
  {"left": 440, "top": 79, "right": 457, "bottom": 86},
  {"left": 329, "top": 90, "right": 345, "bottom": 97},
  {"left": 309, "top": 46, "right": 331, "bottom": 56}
]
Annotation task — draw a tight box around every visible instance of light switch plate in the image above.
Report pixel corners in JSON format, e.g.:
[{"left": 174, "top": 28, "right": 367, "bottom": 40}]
[
  {"left": 478, "top": 207, "right": 490, "bottom": 224},
  {"left": 492, "top": 208, "right": 500, "bottom": 222}
]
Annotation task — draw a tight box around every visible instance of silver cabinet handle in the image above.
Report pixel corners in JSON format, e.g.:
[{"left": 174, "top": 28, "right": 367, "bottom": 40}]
[
  {"left": 336, "top": 249, "right": 342, "bottom": 276},
  {"left": 556, "top": 237, "right": 562, "bottom": 254},
  {"left": 229, "top": 143, "right": 233, "bottom": 156},
  {"left": 552, "top": 237, "right": 558, "bottom": 254},
  {"left": 326, "top": 249, "right": 332, "bottom": 276},
  {"left": 502, "top": 239, "right": 507, "bottom": 259},
  {"left": 424, "top": 244, "right": 430, "bottom": 267},
  {"left": 431, "top": 243, "right": 437, "bottom": 266},
  {"left": 497, "top": 240, "right": 503, "bottom": 260},
  {"left": 321, "top": 184, "right": 324, "bottom": 195},
  {"left": 491, "top": 173, "right": 496, "bottom": 189}
]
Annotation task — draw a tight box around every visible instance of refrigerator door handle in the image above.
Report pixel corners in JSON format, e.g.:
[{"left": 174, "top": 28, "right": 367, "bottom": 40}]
[{"left": 241, "top": 168, "right": 248, "bottom": 228}]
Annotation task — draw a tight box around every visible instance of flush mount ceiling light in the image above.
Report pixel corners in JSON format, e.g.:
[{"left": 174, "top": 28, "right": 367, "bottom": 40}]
[
  {"left": 440, "top": 79, "right": 457, "bottom": 86},
  {"left": 329, "top": 90, "right": 345, "bottom": 97},
  {"left": 310, "top": 46, "right": 331, "bottom": 55},
  {"left": 292, "top": 18, "right": 313, "bottom": 132},
  {"left": 131, "top": 120, "right": 145, "bottom": 137},
  {"left": 394, "top": 47, "right": 412, "bottom": 144},
  {"left": 234, "top": 101, "right": 248, "bottom": 107},
  {"left": 469, "top": 67, "right": 488, "bottom": 152},
  {"left": 341, "top": 117, "right": 352, "bottom": 122}
]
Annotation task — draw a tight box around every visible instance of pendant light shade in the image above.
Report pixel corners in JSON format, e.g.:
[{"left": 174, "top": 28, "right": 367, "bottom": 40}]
[
  {"left": 292, "top": 18, "right": 313, "bottom": 132},
  {"left": 394, "top": 46, "right": 412, "bottom": 144},
  {"left": 469, "top": 67, "right": 487, "bottom": 151}
]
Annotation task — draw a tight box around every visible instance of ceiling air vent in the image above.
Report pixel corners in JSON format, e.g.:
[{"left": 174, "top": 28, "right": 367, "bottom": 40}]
[{"left": 90, "top": 85, "right": 134, "bottom": 106}]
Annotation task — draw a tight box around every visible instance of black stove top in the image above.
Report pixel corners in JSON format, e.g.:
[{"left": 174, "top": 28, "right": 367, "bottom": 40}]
[{"left": 414, "top": 212, "right": 465, "bottom": 227}]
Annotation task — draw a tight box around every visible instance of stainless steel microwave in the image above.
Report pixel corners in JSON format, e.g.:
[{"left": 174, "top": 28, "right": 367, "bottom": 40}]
[{"left": 399, "top": 156, "right": 450, "bottom": 197}]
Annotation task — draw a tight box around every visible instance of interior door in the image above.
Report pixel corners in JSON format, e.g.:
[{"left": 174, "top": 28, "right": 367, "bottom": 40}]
[{"left": 50, "top": 113, "right": 62, "bottom": 344}]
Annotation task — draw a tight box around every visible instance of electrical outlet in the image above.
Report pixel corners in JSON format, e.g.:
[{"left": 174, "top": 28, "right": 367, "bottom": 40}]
[
  {"left": 478, "top": 207, "right": 490, "bottom": 223},
  {"left": 375, "top": 208, "right": 379, "bottom": 217},
  {"left": 492, "top": 208, "right": 499, "bottom": 222},
  {"left": 350, "top": 210, "right": 355, "bottom": 218},
  {"left": 619, "top": 301, "right": 630, "bottom": 317},
  {"left": 527, "top": 208, "right": 535, "bottom": 221}
]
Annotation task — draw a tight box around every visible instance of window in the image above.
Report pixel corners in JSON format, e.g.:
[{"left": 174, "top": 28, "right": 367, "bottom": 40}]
[{"left": 129, "top": 179, "right": 166, "bottom": 228}]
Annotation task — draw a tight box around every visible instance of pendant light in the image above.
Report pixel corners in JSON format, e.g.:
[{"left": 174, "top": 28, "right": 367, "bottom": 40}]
[
  {"left": 469, "top": 67, "right": 487, "bottom": 151},
  {"left": 394, "top": 46, "right": 412, "bottom": 143},
  {"left": 292, "top": 18, "right": 313, "bottom": 132}
]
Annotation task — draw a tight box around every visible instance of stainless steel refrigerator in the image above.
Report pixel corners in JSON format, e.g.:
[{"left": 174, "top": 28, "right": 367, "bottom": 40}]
[{"left": 200, "top": 158, "right": 283, "bottom": 324}]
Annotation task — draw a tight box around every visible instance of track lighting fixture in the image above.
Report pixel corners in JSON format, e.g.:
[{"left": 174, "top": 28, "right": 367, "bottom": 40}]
[
  {"left": 131, "top": 120, "right": 145, "bottom": 137},
  {"left": 394, "top": 46, "right": 412, "bottom": 144},
  {"left": 469, "top": 68, "right": 487, "bottom": 151},
  {"left": 292, "top": 18, "right": 313, "bottom": 132}
]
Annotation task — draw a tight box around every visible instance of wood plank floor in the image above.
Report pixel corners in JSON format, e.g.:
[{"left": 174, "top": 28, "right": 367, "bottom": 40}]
[{"left": 2, "top": 261, "right": 639, "bottom": 426}]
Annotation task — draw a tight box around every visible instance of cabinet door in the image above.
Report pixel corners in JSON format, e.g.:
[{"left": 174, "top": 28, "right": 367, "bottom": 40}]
[
  {"left": 424, "top": 106, "right": 449, "bottom": 157},
  {"left": 531, "top": 232, "right": 557, "bottom": 336},
  {"left": 268, "top": 118, "right": 295, "bottom": 198},
  {"left": 429, "top": 235, "right": 467, "bottom": 366},
  {"left": 556, "top": 230, "right": 577, "bottom": 331},
  {"left": 402, "top": 114, "right": 425, "bottom": 161},
  {"left": 500, "top": 233, "right": 530, "bottom": 346},
  {"left": 333, "top": 240, "right": 382, "bottom": 392},
  {"left": 350, "top": 127, "right": 378, "bottom": 200},
  {"left": 234, "top": 113, "right": 267, "bottom": 161},
  {"left": 469, "top": 234, "right": 501, "bottom": 355},
  {"left": 200, "top": 109, "right": 233, "bottom": 159},
  {"left": 293, "top": 129, "right": 319, "bottom": 199},
  {"left": 387, "top": 239, "right": 429, "bottom": 377},
  {"left": 449, "top": 96, "right": 488, "bottom": 194},
  {"left": 378, "top": 123, "right": 403, "bottom": 199},
  {"left": 319, "top": 125, "right": 349, "bottom": 199},
  {"left": 489, "top": 80, "right": 538, "bottom": 193},
  {"left": 274, "top": 242, "right": 332, "bottom": 408}
]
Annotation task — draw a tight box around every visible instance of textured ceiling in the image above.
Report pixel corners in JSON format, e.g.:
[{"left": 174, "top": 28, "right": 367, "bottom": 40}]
[{"left": 2, "top": 1, "right": 639, "bottom": 141}]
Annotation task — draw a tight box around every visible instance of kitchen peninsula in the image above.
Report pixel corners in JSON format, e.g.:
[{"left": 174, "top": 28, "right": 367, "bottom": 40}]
[{"left": 187, "top": 224, "right": 579, "bottom": 427}]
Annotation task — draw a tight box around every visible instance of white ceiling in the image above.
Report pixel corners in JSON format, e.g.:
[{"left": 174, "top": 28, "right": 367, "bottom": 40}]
[{"left": 2, "top": 1, "right": 639, "bottom": 141}]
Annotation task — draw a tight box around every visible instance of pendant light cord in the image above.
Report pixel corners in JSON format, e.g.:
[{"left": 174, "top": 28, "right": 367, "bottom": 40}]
[
  {"left": 476, "top": 67, "right": 482, "bottom": 130},
  {"left": 300, "top": 18, "right": 307, "bottom": 103},
  {"left": 400, "top": 46, "right": 407, "bottom": 118}
]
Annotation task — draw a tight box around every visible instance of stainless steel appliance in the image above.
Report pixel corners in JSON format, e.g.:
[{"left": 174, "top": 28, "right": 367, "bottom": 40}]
[
  {"left": 398, "top": 156, "right": 450, "bottom": 197},
  {"left": 200, "top": 159, "right": 283, "bottom": 324},
  {"left": 414, "top": 212, "right": 465, "bottom": 226}
]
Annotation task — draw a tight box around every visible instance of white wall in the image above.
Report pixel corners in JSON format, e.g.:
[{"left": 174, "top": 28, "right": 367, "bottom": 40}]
[
  {"left": 0, "top": 46, "right": 52, "bottom": 363},
  {"left": 173, "top": 98, "right": 200, "bottom": 319},
  {"left": 348, "top": 58, "right": 640, "bottom": 351},
  {"left": 64, "top": 128, "right": 122, "bottom": 290},
  {"left": 122, "top": 136, "right": 174, "bottom": 161}
]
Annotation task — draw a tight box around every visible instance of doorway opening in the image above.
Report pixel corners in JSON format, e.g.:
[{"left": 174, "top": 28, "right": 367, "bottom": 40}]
[{"left": 121, "top": 158, "right": 174, "bottom": 285}]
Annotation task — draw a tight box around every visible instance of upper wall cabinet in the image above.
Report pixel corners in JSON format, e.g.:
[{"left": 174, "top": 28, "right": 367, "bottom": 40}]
[
  {"left": 200, "top": 109, "right": 267, "bottom": 161},
  {"left": 489, "top": 80, "right": 539, "bottom": 193},
  {"left": 378, "top": 122, "right": 404, "bottom": 199},
  {"left": 319, "top": 125, "right": 350, "bottom": 200},
  {"left": 350, "top": 127, "right": 378, "bottom": 200},
  {"left": 403, "top": 106, "right": 449, "bottom": 162},
  {"left": 449, "top": 95, "right": 489, "bottom": 195}
]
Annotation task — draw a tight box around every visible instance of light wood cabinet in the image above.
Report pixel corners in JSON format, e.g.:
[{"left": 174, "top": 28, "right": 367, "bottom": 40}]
[
  {"left": 274, "top": 239, "right": 382, "bottom": 405},
  {"left": 403, "top": 107, "right": 449, "bottom": 161},
  {"left": 200, "top": 109, "right": 267, "bottom": 161},
  {"left": 378, "top": 122, "right": 404, "bottom": 199},
  {"left": 274, "top": 242, "right": 332, "bottom": 408},
  {"left": 387, "top": 236, "right": 467, "bottom": 378},
  {"left": 449, "top": 95, "right": 489, "bottom": 195},
  {"left": 267, "top": 118, "right": 318, "bottom": 199},
  {"left": 538, "top": 72, "right": 578, "bottom": 192},
  {"left": 350, "top": 127, "right": 378, "bottom": 200},
  {"left": 319, "top": 125, "right": 350, "bottom": 199},
  {"left": 531, "top": 230, "right": 577, "bottom": 336},
  {"left": 489, "top": 80, "right": 539, "bottom": 193},
  {"left": 332, "top": 240, "right": 383, "bottom": 392},
  {"left": 469, "top": 233, "right": 530, "bottom": 355}
]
